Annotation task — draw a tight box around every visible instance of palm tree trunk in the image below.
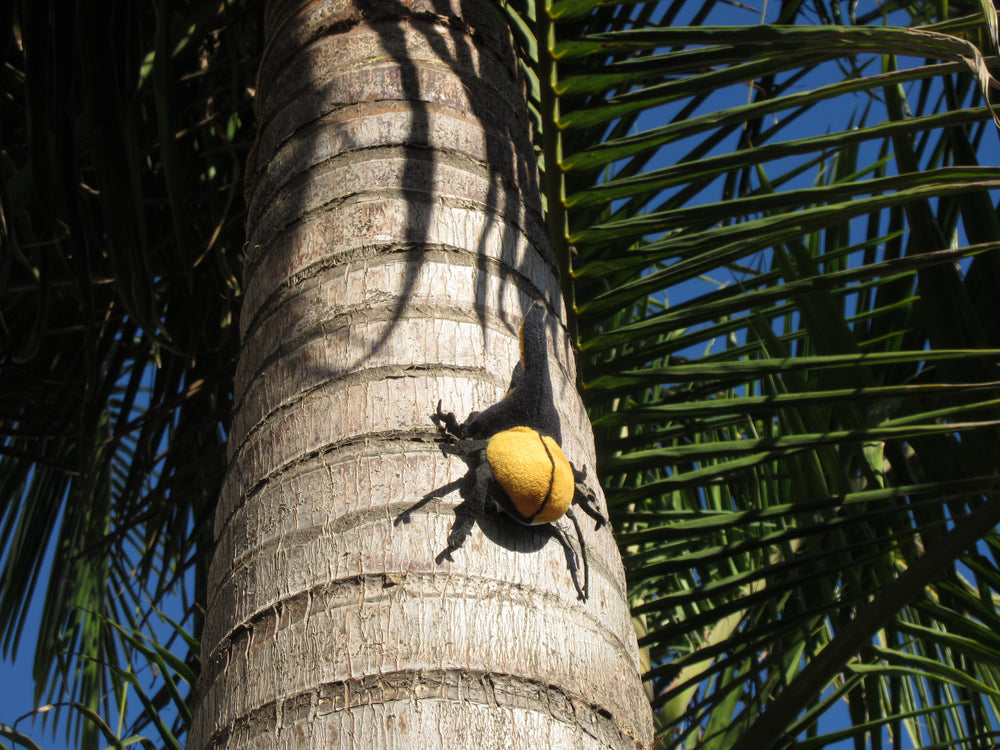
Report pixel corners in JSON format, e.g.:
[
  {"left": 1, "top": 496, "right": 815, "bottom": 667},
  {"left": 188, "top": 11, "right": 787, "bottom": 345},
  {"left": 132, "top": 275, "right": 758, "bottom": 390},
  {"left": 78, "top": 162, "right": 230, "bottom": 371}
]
[{"left": 188, "top": 0, "right": 652, "bottom": 747}]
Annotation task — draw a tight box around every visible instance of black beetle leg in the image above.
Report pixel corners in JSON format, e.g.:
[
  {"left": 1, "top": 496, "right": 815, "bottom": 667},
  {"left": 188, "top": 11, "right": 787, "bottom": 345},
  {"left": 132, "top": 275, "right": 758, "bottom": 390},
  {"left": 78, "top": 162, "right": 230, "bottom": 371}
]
[{"left": 549, "top": 510, "right": 589, "bottom": 601}]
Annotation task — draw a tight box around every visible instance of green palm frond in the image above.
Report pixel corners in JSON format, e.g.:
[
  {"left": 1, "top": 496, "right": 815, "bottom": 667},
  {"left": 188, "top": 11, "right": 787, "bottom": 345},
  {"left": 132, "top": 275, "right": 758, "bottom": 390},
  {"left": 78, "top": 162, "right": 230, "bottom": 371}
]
[
  {"left": 0, "top": 1, "right": 258, "bottom": 747},
  {"left": 506, "top": 0, "right": 1000, "bottom": 744},
  {"left": 5, "top": 0, "right": 1000, "bottom": 746}
]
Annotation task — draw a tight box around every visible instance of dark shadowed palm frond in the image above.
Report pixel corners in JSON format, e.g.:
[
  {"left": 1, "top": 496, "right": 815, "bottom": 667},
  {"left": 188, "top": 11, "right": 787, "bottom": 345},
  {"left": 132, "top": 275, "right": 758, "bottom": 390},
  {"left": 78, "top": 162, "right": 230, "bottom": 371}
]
[
  {"left": 501, "top": 0, "right": 1000, "bottom": 745},
  {"left": 4, "top": 0, "right": 1000, "bottom": 746},
  {"left": 0, "top": 2, "right": 259, "bottom": 747}
]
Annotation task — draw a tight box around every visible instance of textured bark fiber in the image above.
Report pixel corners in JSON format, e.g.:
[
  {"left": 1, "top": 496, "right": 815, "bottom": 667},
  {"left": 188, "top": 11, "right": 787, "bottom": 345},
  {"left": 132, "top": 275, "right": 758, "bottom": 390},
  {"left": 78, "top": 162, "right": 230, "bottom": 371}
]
[{"left": 188, "top": 0, "right": 654, "bottom": 747}]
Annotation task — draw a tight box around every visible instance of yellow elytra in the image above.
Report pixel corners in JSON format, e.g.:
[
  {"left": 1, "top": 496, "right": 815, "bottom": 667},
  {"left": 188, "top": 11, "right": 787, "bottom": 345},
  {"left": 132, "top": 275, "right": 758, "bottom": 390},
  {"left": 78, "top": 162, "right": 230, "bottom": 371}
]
[{"left": 485, "top": 426, "right": 575, "bottom": 524}]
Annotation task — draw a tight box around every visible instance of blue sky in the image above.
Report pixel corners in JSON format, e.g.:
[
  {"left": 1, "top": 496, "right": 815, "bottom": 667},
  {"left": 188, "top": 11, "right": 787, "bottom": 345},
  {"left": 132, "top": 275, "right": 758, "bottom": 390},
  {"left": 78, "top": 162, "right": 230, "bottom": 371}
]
[
  {"left": 2, "top": 582, "right": 77, "bottom": 750},
  {"left": 3, "top": 0, "right": 999, "bottom": 748}
]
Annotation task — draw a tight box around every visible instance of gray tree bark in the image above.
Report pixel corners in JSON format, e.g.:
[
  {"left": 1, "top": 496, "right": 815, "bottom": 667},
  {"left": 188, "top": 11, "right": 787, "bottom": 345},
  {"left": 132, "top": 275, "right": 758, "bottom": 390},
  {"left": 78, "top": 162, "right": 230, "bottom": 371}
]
[{"left": 188, "top": 0, "right": 653, "bottom": 747}]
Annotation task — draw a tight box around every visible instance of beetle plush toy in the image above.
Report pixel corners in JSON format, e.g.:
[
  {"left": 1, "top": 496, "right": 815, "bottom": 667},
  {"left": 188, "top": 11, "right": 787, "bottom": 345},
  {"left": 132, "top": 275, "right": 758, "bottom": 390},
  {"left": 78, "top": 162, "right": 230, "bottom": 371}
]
[{"left": 433, "top": 302, "right": 606, "bottom": 600}]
